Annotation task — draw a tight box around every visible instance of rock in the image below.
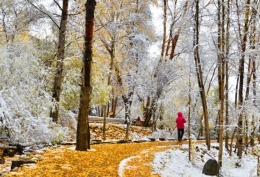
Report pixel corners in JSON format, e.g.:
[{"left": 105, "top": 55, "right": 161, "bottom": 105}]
[
  {"left": 159, "top": 138, "right": 165, "bottom": 141},
  {"left": 16, "top": 144, "right": 24, "bottom": 155},
  {"left": 11, "top": 160, "right": 36, "bottom": 170},
  {"left": 117, "top": 140, "right": 131, "bottom": 144},
  {"left": 3, "top": 144, "right": 25, "bottom": 157},
  {"left": 202, "top": 159, "right": 219, "bottom": 176},
  {"left": 133, "top": 140, "right": 148, "bottom": 143},
  {"left": 148, "top": 138, "right": 156, "bottom": 141},
  {"left": 3, "top": 149, "right": 16, "bottom": 157}
]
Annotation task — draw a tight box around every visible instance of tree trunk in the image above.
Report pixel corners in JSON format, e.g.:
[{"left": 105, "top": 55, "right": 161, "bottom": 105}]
[
  {"left": 76, "top": 0, "right": 96, "bottom": 151},
  {"left": 188, "top": 69, "right": 192, "bottom": 161},
  {"left": 123, "top": 94, "right": 133, "bottom": 140},
  {"left": 194, "top": 0, "right": 210, "bottom": 150},
  {"left": 143, "top": 97, "right": 157, "bottom": 127},
  {"left": 143, "top": 96, "right": 151, "bottom": 126},
  {"left": 252, "top": 57, "right": 257, "bottom": 145},
  {"left": 101, "top": 35, "right": 116, "bottom": 118},
  {"left": 244, "top": 54, "right": 253, "bottom": 149},
  {"left": 111, "top": 96, "right": 118, "bottom": 118},
  {"left": 225, "top": 0, "right": 231, "bottom": 152},
  {"left": 102, "top": 105, "right": 107, "bottom": 140},
  {"left": 50, "top": 0, "right": 69, "bottom": 123},
  {"left": 236, "top": 0, "right": 250, "bottom": 159},
  {"left": 257, "top": 155, "right": 260, "bottom": 176},
  {"left": 217, "top": 0, "right": 226, "bottom": 168},
  {"left": 167, "top": 1, "right": 188, "bottom": 60},
  {"left": 161, "top": 0, "right": 167, "bottom": 58},
  {"left": 154, "top": 0, "right": 167, "bottom": 77},
  {"left": 249, "top": 0, "right": 257, "bottom": 146},
  {"left": 169, "top": 29, "right": 181, "bottom": 60}
]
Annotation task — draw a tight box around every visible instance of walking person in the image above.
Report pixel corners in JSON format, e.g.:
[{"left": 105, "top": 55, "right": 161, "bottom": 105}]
[{"left": 175, "top": 111, "right": 186, "bottom": 141}]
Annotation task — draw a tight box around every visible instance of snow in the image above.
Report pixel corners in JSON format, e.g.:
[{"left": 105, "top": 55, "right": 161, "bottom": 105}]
[
  {"left": 118, "top": 156, "right": 140, "bottom": 177},
  {"left": 151, "top": 143, "right": 257, "bottom": 177},
  {"left": 0, "top": 42, "right": 67, "bottom": 145}
]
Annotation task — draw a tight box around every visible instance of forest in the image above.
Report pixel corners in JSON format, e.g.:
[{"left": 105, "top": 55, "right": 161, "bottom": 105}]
[{"left": 0, "top": 0, "right": 260, "bottom": 176}]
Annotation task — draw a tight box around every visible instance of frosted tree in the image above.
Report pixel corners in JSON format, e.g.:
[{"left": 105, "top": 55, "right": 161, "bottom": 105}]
[
  {"left": 0, "top": 0, "right": 43, "bottom": 44},
  {"left": 0, "top": 41, "right": 67, "bottom": 145},
  {"left": 119, "top": 0, "right": 154, "bottom": 139}
]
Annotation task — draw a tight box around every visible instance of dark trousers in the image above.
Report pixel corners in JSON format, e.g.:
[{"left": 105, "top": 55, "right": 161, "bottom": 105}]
[{"left": 177, "top": 129, "right": 184, "bottom": 140}]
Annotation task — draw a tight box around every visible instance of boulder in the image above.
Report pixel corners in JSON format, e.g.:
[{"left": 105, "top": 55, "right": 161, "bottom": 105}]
[
  {"left": 11, "top": 160, "right": 36, "bottom": 170},
  {"left": 202, "top": 159, "right": 219, "bottom": 176}
]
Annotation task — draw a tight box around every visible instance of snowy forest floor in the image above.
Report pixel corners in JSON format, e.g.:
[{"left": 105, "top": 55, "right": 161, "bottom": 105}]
[{"left": 1, "top": 124, "right": 258, "bottom": 177}]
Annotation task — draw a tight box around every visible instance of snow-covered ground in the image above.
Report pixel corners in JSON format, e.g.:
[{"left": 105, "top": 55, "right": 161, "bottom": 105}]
[
  {"left": 117, "top": 127, "right": 258, "bottom": 177},
  {"left": 151, "top": 143, "right": 257, "bottom": 177}
]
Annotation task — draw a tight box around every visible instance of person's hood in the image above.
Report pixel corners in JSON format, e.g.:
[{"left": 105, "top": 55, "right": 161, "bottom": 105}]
[{"left": 178, "top": 112, "right": 183, "bottom": 116}]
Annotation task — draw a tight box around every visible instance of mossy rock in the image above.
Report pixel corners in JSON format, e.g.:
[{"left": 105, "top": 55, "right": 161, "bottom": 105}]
[{"left": 202, "top": 159, "right": 219, "bottom": 176}]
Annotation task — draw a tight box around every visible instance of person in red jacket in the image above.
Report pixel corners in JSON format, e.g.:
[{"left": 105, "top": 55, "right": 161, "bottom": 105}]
[{"left": 175, "top": 111, "right": 187, "bottom": 141}]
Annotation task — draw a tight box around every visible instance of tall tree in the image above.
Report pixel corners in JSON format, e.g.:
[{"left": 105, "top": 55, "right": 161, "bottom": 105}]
[
  {"left": 249, "top": 0, "right": 258, "bottom": 146},
  {"left": 144, "top": 0, "right": 190, "bottom": 127},
  {"left": 217, "top": 0, "right": 225, "bottom": 168},
  {"left": 236, "top": 0, "right": 250, "bottom": 159},
  {"left": 225, "top": 0, "right": 231, "bottom": 152},
  {"left": 96, "top": 1, "right": 118, "bottom": 118},
  {"left": 76, "top": 0, "right": 96, "bottom": 151},
  {"left": 50, "top": 0, "right": 69, "bottom": 123},
  {"left": 193, "top": 0, "right": 210, "bottom": 150},
  {"left": 121, "top": 0, "right": 154, "bottom": 138},
  {"left": 153, "top": 0, "right": 167, "bottom": 78}
]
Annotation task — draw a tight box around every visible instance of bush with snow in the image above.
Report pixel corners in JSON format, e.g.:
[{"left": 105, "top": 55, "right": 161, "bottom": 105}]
[{"left": 0, "top": 42, "right": 67, "bottom": 145}]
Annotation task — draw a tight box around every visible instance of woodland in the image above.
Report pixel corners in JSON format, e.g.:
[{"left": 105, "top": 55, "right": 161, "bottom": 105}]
[{"left": 0, "top": 0, "right": 260, "bottom": 176}]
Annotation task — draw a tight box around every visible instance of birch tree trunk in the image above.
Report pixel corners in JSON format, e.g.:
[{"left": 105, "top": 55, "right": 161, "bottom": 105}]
[
  {"left": 50, "top": 0, "right": 69, "bottom": 123},
  {"left": 76, "top": 0, "right": 96, "bottom": 151},
  {"left": 123, "top": 93, "right": 133, "bottom": 140},
  {"left": 217, "top": 0, "right": 225, "bottom": 168}
]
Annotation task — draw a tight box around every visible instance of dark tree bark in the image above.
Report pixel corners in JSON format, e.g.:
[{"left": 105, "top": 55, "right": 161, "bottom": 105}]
[
  {"left": 76, "top": 0, "right": 96, "bottom": 151},
  {"left": 50, "top": 0, "right": 69, "bottom": 123}
]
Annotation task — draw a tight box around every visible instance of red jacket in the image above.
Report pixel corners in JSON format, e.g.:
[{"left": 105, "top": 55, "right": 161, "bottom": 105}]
[{"left": 176, "top": 112, "right": 186, "bottom": 129}]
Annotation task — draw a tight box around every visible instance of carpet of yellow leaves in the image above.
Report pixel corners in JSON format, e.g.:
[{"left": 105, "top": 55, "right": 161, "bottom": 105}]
[
  {"left": 90, "top": 123, "right": 153, "bottom": 140},
  {"left": 6, "top": 141, "right": 181, "bottom": 177}
]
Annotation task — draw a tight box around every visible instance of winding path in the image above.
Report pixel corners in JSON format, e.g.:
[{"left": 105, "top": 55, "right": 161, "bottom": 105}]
[{"left": 5, "top": 141, "right": 186, "bottom": 177}]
